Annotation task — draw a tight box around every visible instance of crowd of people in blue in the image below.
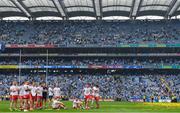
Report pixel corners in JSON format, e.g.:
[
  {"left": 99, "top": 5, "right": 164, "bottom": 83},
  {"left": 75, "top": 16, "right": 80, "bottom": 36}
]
[
  {"left": 0, "top": 58, "right": 179, "bottom": 66},
  {"left": 0, "top": 73, "right": 180, "bottom": 102},
  {"left": 0, "top": 20, "right": 180, "bottom": 46}
]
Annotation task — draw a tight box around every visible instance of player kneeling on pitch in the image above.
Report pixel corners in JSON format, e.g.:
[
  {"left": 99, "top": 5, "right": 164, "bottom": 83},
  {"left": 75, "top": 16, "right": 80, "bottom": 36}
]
[{"left": 52, "top": 98, "right": 66, "bottom": 110}]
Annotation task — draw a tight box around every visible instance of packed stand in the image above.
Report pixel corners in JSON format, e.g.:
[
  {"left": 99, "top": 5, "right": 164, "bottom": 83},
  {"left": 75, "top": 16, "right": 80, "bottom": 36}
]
[
  {"left": 0, "top": 20, "right": 180, "bottom": 46},
  {"left": 0, "top": 74, "right": 180, "bottom": 101},
  {"left": 0, "top": 58, "right": 179, "bottom": 66}
]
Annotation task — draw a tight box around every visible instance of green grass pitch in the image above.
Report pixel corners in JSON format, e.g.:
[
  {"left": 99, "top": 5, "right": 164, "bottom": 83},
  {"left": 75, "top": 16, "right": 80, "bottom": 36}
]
[{"left": 1, "top": 101, "right": 180, "bottom": 113}]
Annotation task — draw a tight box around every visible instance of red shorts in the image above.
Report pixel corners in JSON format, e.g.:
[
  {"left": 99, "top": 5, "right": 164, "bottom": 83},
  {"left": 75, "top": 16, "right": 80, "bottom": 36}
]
[
  {"left": 23, "top": 94, "right": 30, "bottom": 99},
  {"left": 30, "top": 95, "right": 37, "bottom": 101},
  {"left": 29, "top": 94, "right": 33, "bottom": 99},
  {"left": 94, "top": 96, "right": 100, "bottom": 101},
  {"left": 19, "top": 95, "right": 24, "bottom": 99},
  {"left": 10, "top": 95, "right": 18, "bottom": 101},
  {"left": 85, "top": 95, "right": 91, "bottom": 100},
  {"left": 89, "top": 95, "right": 94, "bottom": 99},
  {"left": 37, "top": 96, "right": 42, "bottom": 99}
]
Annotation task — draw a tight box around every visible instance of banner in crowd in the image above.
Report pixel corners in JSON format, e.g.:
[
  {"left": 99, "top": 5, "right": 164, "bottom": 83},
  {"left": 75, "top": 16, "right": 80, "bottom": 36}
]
[
  {"left": 0, "top": 65, "right": 18, "bottom": 69},
  {"left": 4, "top": 44, "right": 180, "bottom": 48},
  {"left": 117, "top": 44, "right": 180, "bottom": 47},
  {"left": 0, "top": 65, "right": 180, "bottom": 69},
  {"left": 6, "top": 44, "right": 56, "bottom": 48}
]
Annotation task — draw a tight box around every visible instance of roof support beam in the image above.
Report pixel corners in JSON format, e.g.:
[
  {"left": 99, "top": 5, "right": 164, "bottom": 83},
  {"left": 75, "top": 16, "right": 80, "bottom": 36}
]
[
  {"left": 129, "top": 0, "right": 136, "bottom": 18},
  {"left": 10, "top": 0, "right": 31, "bottom": 17},
  {"left": 131, "top": 0, "right": 142, "bottom": 18},
  {"left": 52, "top": 0, "right": 67, "bottom": 17},
  {"left": 167, "top": 0, "right": 180, "bottom": 17},
  {"left": 99, "top": 0, "right": 103, "bottom": 18},
  {"left": 93, "top": 0, "right": 102, "bottom": 18}
]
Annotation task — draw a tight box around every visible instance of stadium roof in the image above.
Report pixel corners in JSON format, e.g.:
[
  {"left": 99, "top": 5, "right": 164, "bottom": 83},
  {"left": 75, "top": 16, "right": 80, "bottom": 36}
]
[{"left": 1, "top": 0, "right": 180, "bottom": 20}]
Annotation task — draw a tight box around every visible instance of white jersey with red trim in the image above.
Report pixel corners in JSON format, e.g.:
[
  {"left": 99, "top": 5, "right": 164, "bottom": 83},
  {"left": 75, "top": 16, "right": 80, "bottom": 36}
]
[
  {"left": 92, "top": 86, "right": 100, "bottom": 97},
  {"left": 24, "top": 84, "right": 31, "bottom": 95},
  {"left": 10, "top": 85, "right": 19, "bottom": 96},
  {"left": 30, "top": 86, "right": 37, "bottom": 96},
  {"left": 36, "top": 86, "right": 43, "bottom": 97},
  {"left": 83, "top": 87, "right": 92, "bottom": 96},
  {"left": 19, "top": 85, "right": 25, "bottom": 96},
  {"left": 53, "top": 87, "right": 61, "bottom": 97}
]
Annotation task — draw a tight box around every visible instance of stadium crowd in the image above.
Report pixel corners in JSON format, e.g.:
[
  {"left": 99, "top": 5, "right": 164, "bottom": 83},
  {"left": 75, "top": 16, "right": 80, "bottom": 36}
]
[
  {"left": 0, "top": 73, "right": 180, "bottom": 101},
  {"left": 0, "top": 20, "right": 180, "bottom": 46},
  {"left": 0, "top": 58, "right": 179, "bottom": 66}
]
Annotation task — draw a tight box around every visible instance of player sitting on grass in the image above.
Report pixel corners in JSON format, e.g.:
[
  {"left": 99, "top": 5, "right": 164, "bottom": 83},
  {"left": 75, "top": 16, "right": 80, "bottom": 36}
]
[
  {"left": 10, "top": 81, "right": 19, "bottom": 111},
  {"left": 52, "top": 97, "right": 66, "bottom": 110},
  {"left": 73, "top": 98, "right": 84, "bottom": 109}
]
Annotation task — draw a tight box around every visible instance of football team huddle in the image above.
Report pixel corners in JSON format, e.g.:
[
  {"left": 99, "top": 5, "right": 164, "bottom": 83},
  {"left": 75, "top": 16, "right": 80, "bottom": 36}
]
[{"left": 9, "top": 81, "right": 100, "bottom": 111}]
